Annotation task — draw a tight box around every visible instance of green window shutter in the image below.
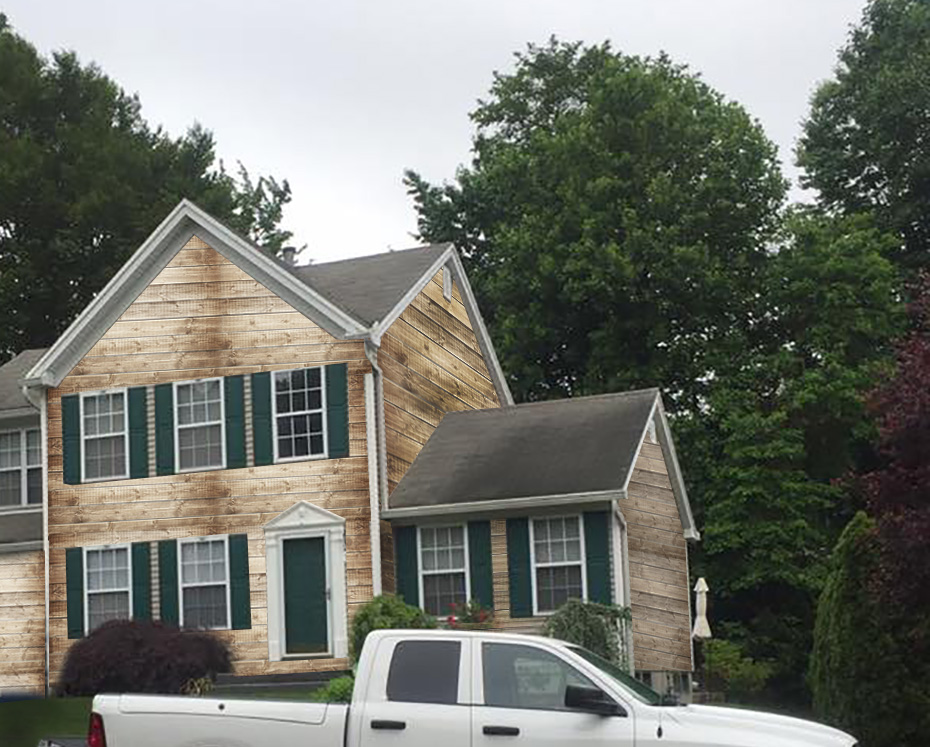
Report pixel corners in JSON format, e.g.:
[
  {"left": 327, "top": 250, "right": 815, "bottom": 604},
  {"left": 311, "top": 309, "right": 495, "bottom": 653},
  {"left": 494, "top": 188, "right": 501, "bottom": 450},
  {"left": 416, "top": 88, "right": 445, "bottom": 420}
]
[
  {"left": 224, "top": 376, "right": 246, "bottom": 469},
  {"left": 228, "top": 534, "right": 252, "bottom": 630},
  {"left": 65, "top": 547, "right": 84, "bottom": 639},
  {"left": 325, "top": 363, "right": 349, "bottom": 458},
  {"left": 62, "top": 395, "right": 82, "bottom": 485},
  {"left": 468, "top": 521, "right": 494, "bottom": 610},
  {"left": 583, "top": 511, "right": 612, "bottom": 605},
  {"left": 394, "top": 525, "right": 419, "bottom": 608},
  {"left": 251, "top": 372, "right": 273, "bottom": 466},
  {"left": 131, "top": 542, "right": 152, "bottom": 620},
  {"left": 128, "top": 387, "right": 149, "bottom": 479},
  {"left": 506, "top": 518, "right": 533, "bottom": 618},
  {"left": 154, "top": 384, "right": 174, "bottom": 476},
  {"left": 158, "top": 539, "right": 179, "bottom": 625}
]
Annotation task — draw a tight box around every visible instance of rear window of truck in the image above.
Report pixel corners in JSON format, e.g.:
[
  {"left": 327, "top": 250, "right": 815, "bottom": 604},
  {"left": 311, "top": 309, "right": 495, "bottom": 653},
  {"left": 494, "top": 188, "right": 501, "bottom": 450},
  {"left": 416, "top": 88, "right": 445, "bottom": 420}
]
[{"left": 386, "top": 640, "right": 460, "bottom": 705}]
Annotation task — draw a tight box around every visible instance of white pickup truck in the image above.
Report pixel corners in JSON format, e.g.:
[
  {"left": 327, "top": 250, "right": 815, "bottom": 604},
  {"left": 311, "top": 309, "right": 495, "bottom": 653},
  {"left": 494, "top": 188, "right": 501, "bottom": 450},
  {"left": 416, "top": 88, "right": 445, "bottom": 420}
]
[{"left": 88, "top": 629, "right": 856, "bottom": 747}]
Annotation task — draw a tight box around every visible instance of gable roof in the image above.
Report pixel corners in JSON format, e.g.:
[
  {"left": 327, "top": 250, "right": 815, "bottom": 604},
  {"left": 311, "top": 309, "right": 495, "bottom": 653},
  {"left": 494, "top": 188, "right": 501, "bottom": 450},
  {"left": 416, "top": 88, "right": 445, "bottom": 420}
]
[
  {"left": 23, "top": 200, "right": 512, "bottom": 404},
  {"left": 291, "top": 244, "right": 451, "bottom": 326},
  {"left": 384, "top": 389, "right": 699, "bottom": 540},
  {"left": 0, "top": 348, "right": 47, "bottom": 417}
]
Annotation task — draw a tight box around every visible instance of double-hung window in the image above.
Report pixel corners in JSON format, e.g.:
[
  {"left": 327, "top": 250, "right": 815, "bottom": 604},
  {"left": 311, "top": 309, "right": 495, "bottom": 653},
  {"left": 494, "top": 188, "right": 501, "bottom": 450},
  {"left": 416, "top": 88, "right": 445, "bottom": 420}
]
[
  {"left": 175, "top": 379, "right": 225, "bottom": 471},
  {"left": 0, "top": 429, "right": 42, "bottom": 506},
  {"left": 530, "top": 516, "right": 586, "bottom": 614},
  {"left": 85, "top": 545, "right": 131, "bottom": 631},
  {"left": 180, "top": 536, "right": 230, "bottom": 629},
  {"left": 81, "top": 391, "right": 128, "bottom": 481},
  {"left": 419, "top": 525, "right": 469, "bottom": 616},
  {"left": 273, "top": 367, "right": 326, "bottom": 461}
]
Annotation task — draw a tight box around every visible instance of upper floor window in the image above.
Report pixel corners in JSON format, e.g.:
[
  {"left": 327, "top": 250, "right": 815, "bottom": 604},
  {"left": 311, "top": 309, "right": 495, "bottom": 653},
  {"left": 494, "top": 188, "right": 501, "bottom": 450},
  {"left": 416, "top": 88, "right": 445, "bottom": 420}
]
[
  {"left": 0, "top": 428, "right": 42, "bottom": 507},
  {"left": 175, "top": 379, "right": 225, "bottom": 471},
  {"left": 530, "top": 516, "right": 586, "bottom": 614},
  {"left": 81, "top": 391, "right": 128, "bottom": 482},
  {"left": 180, "top": 536, "right": 230, "bottom": 629},
  {"left": 273, "top": 367, "right": 326, "bottom": 461},
  {"left": 418, "top": 525, "right": 469, "bottom": 616},
  {"left": 85, "top": 545, "right": 131, "bottom": 631}
]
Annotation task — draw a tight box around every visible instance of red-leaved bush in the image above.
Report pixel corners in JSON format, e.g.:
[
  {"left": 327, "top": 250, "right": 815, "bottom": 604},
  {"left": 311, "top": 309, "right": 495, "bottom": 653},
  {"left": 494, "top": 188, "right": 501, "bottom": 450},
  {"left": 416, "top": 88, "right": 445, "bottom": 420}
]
[{"left": 57, "top": 620, "right": 232, "bottom": 696}]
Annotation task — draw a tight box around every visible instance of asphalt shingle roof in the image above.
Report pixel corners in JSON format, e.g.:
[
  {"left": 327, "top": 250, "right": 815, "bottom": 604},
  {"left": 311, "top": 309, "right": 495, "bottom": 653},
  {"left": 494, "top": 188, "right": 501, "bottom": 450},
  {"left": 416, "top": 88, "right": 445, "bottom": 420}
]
[
  {"left": 289, "top": 243, "right": 451, "bottom": 326},
  {"left": 389, "top": 388, "right": 659, "bottom": 509},
  {"left": 0, "top": 349, "right": 47, "bottom": 413}
]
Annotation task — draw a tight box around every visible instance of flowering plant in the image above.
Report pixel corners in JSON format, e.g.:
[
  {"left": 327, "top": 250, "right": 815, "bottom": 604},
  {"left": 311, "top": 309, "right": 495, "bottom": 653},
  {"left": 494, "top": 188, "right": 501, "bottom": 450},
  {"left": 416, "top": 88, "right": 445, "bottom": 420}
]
[{"left": 445, "top": 599, "right": 493, "bottom": 628}]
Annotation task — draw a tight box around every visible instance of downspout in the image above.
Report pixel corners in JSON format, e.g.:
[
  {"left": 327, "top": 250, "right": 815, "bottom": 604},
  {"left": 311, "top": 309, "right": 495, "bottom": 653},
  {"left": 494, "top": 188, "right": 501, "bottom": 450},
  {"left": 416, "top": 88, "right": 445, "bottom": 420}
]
[
  {"left": 364, "top": 338, "right": 388, "bottom": 596},
  {"left": 22, "top": 383, "right": 49, "bottom": 697}
]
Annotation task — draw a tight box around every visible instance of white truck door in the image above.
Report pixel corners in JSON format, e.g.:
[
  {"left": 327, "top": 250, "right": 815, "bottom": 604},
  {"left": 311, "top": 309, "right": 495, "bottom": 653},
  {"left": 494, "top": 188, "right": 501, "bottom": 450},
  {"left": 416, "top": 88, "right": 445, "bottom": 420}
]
[
  {"left": 471, "top": 641, "right": 635, "bottom": 746},
  {"left": 356, "top": 637, "right": 471, "bottom": 747}
]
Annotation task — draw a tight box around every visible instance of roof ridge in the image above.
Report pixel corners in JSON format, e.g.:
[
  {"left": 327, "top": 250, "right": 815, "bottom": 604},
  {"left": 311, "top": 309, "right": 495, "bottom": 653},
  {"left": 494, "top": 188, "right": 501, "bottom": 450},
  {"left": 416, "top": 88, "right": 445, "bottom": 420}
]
[
  {"left": 298, "top": 242, "right": 452, "bottom": 271},
  {"left": 443, "top": 387, "right": 661, "bottom": 419}
]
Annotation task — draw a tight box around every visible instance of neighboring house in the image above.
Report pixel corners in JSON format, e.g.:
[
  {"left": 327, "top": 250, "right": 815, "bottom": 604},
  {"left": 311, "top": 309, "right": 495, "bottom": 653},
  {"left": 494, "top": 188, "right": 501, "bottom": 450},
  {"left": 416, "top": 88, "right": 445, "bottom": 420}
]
[
  {"left": 0, "top": 199, "right": 698, "bottom": 697},
  {"left": 0, "top": 348, "right": 48, "bottom": 694}
]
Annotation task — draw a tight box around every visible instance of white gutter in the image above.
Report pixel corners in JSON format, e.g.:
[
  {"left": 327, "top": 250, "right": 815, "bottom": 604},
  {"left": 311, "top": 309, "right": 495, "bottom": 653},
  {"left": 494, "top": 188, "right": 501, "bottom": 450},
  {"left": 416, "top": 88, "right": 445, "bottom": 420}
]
[
  {"left": 363, "top": 338, "right": 388, "bottom": 596},
  {"left": 21, "top": 382, "right": 49, "bottom": 697},
  {"left": 383, "top": 490, "right": 623, "bottom": 521}
]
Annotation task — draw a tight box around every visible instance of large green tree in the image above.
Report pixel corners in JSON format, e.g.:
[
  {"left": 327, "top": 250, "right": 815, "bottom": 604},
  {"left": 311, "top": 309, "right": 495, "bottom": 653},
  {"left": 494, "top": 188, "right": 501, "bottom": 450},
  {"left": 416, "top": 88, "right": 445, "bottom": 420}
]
[
  {"left": 406, "top": 38, "right": 788, "bottom": 410},
  {"left": 0, "top": 14, "right": 293, "bottom": 355},
  {"left": 798, "top": 0, "right": 930, "bottom": 271}
]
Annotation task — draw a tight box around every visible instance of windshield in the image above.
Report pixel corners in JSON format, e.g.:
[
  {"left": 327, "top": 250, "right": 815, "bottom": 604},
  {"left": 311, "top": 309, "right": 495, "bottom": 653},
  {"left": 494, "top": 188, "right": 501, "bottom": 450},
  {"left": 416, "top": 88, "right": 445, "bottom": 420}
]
[{"left": 568, "top": 646, "right": 663, "bottom": 706}]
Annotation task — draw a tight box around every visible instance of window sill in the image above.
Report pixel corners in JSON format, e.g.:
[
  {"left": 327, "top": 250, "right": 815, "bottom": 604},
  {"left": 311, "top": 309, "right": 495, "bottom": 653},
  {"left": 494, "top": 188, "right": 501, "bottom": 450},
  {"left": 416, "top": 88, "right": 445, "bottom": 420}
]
[
  {"left": 80, "top": 473, "right": 130, "bottom": 484},
  {"left": 176, "top": 464, "right": 227, "bottom": 475},
  {"left": 0, "top": 505, "right": 42, "bottom": 515},
  {"left": 273, "top": 453, "right": 329, "bottom": 465}
]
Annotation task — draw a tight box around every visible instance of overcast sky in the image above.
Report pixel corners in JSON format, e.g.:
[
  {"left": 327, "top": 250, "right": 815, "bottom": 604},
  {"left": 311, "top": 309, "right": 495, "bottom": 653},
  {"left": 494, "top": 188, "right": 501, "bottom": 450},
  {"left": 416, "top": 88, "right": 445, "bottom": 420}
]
[{"left": 5, "top": 0, "right": 866, "bottom": 263}]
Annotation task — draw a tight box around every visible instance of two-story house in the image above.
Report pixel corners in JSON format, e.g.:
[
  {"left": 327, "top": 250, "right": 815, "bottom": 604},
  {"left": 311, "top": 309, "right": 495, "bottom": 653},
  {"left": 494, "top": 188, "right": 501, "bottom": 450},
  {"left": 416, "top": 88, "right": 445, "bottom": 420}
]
[{"left": 0, "top": 200, "right": 698, "bottom": 696}]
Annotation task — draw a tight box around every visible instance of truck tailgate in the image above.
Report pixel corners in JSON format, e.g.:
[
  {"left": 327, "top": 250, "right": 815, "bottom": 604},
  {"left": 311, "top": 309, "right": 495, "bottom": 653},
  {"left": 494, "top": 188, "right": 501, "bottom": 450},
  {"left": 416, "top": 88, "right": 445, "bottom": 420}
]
[{"left": 94, "top": 693, "right": 348, "bottom": 747}]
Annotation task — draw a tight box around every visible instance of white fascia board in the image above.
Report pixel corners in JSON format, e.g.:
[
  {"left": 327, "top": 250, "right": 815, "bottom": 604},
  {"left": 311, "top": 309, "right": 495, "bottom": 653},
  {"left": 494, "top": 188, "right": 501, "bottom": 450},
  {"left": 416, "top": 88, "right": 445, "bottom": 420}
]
[
  {"left": 368, "top": 244, "right": 513, "bottom": 407},
  {"left": 382, "top": 489, "right": 623, "bottom": 522},
  {"left": 24, "top": 200, "right": 368, "bottom": 389},
  {"left": 654, "top": 397, "right": 701, "bottom": 542},
  {"left": 621, "top": 393, "right": 660, "bottom": 495}
]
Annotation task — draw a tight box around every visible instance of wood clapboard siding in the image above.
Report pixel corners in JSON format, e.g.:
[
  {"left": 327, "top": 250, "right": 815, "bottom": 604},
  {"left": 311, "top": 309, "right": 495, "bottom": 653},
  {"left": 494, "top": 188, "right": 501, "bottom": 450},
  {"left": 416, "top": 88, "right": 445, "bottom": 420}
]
[
  {"left": 379, "top": 271, "right": 502, "bottom": 589},
  {"left": 0, "top": 549, "right": 46, "bottom": 694},
  {"left": 46, "top": 236, "right": 373, "bottom": 680},
  {"left": 624, "top": 441, "right": 692, "bottom": 672}
]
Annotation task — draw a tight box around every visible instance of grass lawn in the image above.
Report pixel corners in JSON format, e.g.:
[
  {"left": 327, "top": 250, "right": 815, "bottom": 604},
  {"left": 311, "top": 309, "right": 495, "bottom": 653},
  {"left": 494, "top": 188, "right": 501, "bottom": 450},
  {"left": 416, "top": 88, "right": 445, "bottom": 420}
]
[
  {"left": 0, "top": 688, "right": 324, "bottom": 747},
  {"left": 0, "top": 697, "right": 92, "bottom": 747}
]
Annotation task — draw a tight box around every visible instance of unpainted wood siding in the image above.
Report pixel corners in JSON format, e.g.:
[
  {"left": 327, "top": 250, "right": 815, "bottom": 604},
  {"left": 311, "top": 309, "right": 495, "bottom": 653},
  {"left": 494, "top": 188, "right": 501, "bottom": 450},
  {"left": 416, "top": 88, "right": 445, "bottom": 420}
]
[
  {"left": 46, "top": 237, "right": 372, "bottom": 680},
  {"left": 0, "top": 548, "right": 45, "bottom": 694},
  {"left": 625, "top": 442, "right": 692, "bottom": 672},
  {"left": 378, "top": 270, "right": 502, "bottom": 591}
]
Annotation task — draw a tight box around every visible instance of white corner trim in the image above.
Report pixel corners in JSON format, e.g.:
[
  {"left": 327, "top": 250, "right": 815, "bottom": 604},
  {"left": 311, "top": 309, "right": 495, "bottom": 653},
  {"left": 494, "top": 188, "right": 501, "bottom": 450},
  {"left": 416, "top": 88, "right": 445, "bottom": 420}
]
[
  {"left": 382, "top": 490, "right": 621, "bottom": 521},
  {"left": 365, "top": 373, "right": 382, "bottom": 596}
]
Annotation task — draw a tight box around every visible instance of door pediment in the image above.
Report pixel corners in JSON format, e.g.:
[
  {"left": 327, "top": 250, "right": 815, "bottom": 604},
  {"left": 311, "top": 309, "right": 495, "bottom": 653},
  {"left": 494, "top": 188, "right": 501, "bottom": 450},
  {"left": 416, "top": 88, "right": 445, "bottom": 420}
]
[{"left": 264, "top": 500, "right": 346, "bottom": 534}]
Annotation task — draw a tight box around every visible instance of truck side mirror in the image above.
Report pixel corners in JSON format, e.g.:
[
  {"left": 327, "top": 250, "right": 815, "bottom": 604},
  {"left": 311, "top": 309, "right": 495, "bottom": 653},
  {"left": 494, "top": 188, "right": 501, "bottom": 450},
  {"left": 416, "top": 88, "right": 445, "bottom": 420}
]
[{"left": 564, "top": 685, "right": 626, "bottom": 717}]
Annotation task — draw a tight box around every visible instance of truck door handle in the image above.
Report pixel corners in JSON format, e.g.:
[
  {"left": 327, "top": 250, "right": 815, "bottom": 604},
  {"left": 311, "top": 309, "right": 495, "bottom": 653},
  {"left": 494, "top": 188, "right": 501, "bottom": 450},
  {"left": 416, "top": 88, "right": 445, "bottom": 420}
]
[
  {"left": 371, "top": 720, "right": 406, "bottom": 730},
  {"left": 483, "top": 725, "right": 520, "bottom": 736}
]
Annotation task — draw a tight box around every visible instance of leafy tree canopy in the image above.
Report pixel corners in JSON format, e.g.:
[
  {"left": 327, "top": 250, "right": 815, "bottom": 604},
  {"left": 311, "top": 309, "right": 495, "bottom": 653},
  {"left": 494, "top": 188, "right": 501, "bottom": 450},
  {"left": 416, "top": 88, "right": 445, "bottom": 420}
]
[
  {"left": 798, "top": 0, "right": 930, "bottom": 271},
  {"left": 406, "top": 38, "right": 788, "bottom": 410},
  {"left": 0, "top": 13, "right": 293, "bottom": 356}
]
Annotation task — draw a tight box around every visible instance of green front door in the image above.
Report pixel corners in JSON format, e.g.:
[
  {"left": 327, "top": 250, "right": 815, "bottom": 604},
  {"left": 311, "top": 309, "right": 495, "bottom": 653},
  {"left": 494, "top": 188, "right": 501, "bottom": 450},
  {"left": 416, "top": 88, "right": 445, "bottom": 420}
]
[{"left": 283, "top": 537, "right": 328, "bottom": 655}]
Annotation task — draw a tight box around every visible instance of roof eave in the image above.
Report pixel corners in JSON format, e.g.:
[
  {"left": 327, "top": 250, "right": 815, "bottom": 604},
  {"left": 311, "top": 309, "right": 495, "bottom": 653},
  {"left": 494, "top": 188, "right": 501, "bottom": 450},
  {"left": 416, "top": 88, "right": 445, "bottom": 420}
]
[
  {"left": 24, "top": 200, "right": 370, "bottom": 389},
  {"left": 382, "top": 489, "right": 623, "bottom": 521},
  {"left": 653, "top": 397, "right": 701, "bottom": 542}
]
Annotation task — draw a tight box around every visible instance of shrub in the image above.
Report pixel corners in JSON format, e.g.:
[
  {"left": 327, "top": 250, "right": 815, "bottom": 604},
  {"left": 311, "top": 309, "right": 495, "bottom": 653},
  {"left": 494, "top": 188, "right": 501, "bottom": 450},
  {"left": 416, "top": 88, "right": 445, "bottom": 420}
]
[
  {"left": 310, "top": 675, "right": 355, "bottom": 703},
  {"left": 350, "top": 595, "right": 436, "bottom": 664},
  {"left": 57, "top": 619, "right": 232, "bottom": 696},
  {"left": 702, "top": 639, "right": 772, "bottom": 702},
  {"left": 542, "top": 600, "right": 632, "bottom": 669}
]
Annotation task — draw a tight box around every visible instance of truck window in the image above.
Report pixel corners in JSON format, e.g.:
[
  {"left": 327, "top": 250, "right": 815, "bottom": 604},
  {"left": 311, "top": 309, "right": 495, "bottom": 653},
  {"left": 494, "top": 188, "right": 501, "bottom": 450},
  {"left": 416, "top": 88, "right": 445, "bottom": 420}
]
[
  {"left": 482, "top": 642, "right": 595, "bottom": 711},
  {"left": 386, "top": 640, "right": 460, "bottom": 705}
]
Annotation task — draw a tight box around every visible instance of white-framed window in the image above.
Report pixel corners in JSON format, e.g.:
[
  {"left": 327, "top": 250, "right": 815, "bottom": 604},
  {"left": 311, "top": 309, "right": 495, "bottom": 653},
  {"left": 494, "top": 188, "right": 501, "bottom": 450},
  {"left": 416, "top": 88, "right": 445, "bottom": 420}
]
[
  {"left": 174, "top": 379, "right": 225, "bottom": 472},
  {"left": 0, "top": 428, "right": 42, "bottom": 507},
  {"left": 81, "top": 391, "right": 129, "bottom": 482},
  {"left": 530, "top": 516, "right": 586, "bottom": 615},
  {"left": 179, "top": 535, "right": 231, "bottom": 630},
  {"left": 272, "top": 367, "right": 327, "bottom": 462},
  {"left": 84, "top": 544, "right": 132, "bottom": 632},
  {"left": 418, "top": 525, "right": 469, "bottom": 617}
]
